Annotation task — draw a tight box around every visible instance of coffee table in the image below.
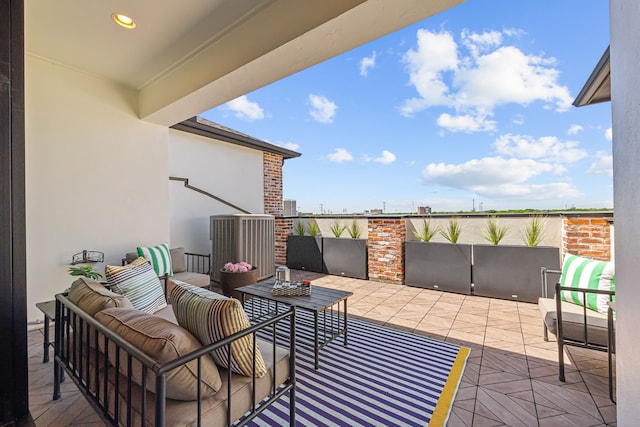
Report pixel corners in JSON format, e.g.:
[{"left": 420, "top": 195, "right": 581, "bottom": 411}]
[{"left": 238, "top": 280, "right": 353, "bottom": 369}]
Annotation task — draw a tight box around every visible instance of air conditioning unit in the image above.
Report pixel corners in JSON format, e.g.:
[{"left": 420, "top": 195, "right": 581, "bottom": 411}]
[{"left": 210, "top": 214, "right": 275, "bottom": 282}]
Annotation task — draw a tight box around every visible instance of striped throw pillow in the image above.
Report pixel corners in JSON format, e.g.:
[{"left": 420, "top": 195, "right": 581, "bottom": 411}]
[
  {"left": 559, "top": 254, "right": 615, "bottom": 314},
  {"left": 105, "top": 257, "right": 167, "bottom": 314},
  {"left": 170, "top": 280, "right": 266, "bottom": 377},
  {"left": 137, "top": 243, "right": 173, "bottom": 277}
]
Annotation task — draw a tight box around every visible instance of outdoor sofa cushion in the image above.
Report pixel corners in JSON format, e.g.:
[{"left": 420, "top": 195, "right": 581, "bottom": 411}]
[
  {"left": 538, "top": 296, "right": 609, "bottom": 347},
  {"left": 559, "top": 254, "right": 615, "bottom": 314},
  {"left": 170, "top": 280, "right": 267, "bottom": 377},
  {"left": 103, "top": 336, "right": 290, "bottom": 426},
  {"left": 95, "top": 307, "right": 222, "bottom": 401},
  {"left": 105, "top": 257, "right": 167, "bottom": 314},
  {"left": 137, "top": 243, "right": 173, "bottom": 277},
  {"left": 67, "top": 277, "right": 133, "bottom": 316}
]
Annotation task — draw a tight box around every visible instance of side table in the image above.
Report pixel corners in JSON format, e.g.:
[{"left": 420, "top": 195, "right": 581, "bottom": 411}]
[{"left": 35, "top": 300, "right": 56, "bottom": 363}]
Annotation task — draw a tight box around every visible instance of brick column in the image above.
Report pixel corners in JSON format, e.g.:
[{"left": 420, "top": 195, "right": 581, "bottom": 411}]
[
  {"left": 562, "top": 216, "right": 612, "bottom": 261},
  {"left": 263, "top": 152, "right": 283, "bottom": 215},
  {"left": 367, "top": 217, "right": 405, "bottom": 283},
  {"left": 275, "top": 217, "right": 293, "bottom": 265}
]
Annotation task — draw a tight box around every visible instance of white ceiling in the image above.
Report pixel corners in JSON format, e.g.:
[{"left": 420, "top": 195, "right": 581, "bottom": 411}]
[{"left": 25, "top": 0, "right": 466, "bottom": 126}]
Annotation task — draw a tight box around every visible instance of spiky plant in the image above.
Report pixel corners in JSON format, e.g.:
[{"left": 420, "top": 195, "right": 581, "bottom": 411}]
[
  {"left": 308, "top": 219, "right": 320, "bottom": 237},
  {"left": 480, "top": 216, "right": 509, "bottom": 245},
  {"left": 347, "top": 219, "right": 362, "bottom": 238},
  {"left": 520, "top": 215, "right": 546, "bottom": 246},
  {"left": 413, "top": 218, "right": 439, "bottom": 242},
  {"left": 294, "top": 221, "right": 306, "bottom": 236},
  {"left": 440, "top": 218, "right": 462, "bottom": 243},
  {"left": 330, "top": 220, "right": 347, "bottom": 238}
]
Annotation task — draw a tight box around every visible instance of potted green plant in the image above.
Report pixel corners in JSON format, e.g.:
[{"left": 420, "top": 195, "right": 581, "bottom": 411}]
[
  {"left": 405, "top": 217, "right": 472, "bottom": 295},
  {"left": 440, "top": 218, "right": 462, "bottom": 243},
  {"left": 322, "top": 218, "right": 367, "bottom": 279},
  {"left": 480, "top": 216, "right": 509, "bottom": 245},
  {"left": 68, "top": 264, "right": 103, "bottom": 281},
  {"left": 286, "top": 219, "right": 324, "bottom": 273},
  {"left": 473, "top": 215, "right": 560, "bottom": 303}
]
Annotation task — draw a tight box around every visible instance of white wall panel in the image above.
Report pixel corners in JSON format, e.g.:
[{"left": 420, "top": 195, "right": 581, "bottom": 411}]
[{"left": 25, "top": 56, "right": 170, "bottom": 321}]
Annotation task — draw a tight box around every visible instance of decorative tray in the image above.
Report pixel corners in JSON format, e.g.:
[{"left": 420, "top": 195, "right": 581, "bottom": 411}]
[{"left": 272, "top": 280, "right": 311, "bottom": 296}]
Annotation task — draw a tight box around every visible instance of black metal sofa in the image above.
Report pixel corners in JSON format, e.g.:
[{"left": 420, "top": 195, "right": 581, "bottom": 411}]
[{"left": 53, "top": 283, "right": 296, "bottom": 426}]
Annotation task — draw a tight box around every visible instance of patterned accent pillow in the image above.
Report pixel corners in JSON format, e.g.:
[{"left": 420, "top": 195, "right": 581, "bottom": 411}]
[
  {"left": 169, "top": 280, "right": 267, "bottom": 377},
  {"left": 560, "top": 254, "right": 615, "bottom": 314},
  {"left": 105, "top": 257, "right": 167, "bottom": 314},
  {"left": 137, "top": 243, "right": 173, "bottom": 277}
]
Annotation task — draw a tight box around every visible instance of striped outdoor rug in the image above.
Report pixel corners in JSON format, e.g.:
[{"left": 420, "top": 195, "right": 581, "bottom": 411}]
[{"left": 246, "top": 304, "right": 470, "bottom": 427}]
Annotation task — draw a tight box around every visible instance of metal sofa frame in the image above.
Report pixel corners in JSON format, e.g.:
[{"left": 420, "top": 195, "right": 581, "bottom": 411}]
[{"left": 53, "top": 293, "right": 296, "bottom": 426}]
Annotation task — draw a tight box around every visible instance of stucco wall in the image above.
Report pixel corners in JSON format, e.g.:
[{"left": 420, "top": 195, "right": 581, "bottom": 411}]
[
  {"left": 610, "top": 0, "right": 639, "bottom": 421},
  {"left": 25, "top": 56, "right": 170, "bottom": 321},
  {"left": 168, "top": 128, "right": 264, "bottom": 255}
]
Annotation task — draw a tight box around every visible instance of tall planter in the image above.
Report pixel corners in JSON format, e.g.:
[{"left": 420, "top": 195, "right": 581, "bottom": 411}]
[
  {"left": 322, "top": 237, "right": 368, "bottom": 279},
  {"left": 405, "top": 241, "right": 472, "bottom": 295},
  {"left": 219, "top": 267, "right": 259, "bottom": 300},
  {"left": 472, "top": 245, "right": 560, "bottom": 303},
  {"left": 286, "top": 236, "right": 324, "bottom": 273}
]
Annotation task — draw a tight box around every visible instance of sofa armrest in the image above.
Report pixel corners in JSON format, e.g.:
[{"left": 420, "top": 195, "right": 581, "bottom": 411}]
[{"left": 184, "top": 252, "right": 211, "bottom": 275}]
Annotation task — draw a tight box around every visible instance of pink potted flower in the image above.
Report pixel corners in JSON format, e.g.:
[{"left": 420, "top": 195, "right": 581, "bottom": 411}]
[{"left": 219, "top": 261, "right": 258, "bottom": 299}]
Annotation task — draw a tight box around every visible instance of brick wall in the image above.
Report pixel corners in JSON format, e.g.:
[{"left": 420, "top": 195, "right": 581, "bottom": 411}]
[
  {"left": 367, "top": 217, "right": 405, "bottom": 283},
  {"left": 263, "top": 152, "right": 283, "bottom": 215},
  {"left": 274, "top": 217, "right": 293, "bottom": 265},
  {"left": 562, "top": 216, "right": 612, "bottom": 261}
]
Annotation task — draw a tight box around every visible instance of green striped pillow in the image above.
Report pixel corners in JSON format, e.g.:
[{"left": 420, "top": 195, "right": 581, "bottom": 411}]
[
  {"left": 137, "top": 243, "right": 173, "bottom": 277},
  {"left": 106, "top": 257, "right": 167, "bottom": 314},
  {"left": 559, "top": 254, "right": 615, "bottom": 314},
  {"left": 169, "top": 280, "right": 267, "bottom": 377}
]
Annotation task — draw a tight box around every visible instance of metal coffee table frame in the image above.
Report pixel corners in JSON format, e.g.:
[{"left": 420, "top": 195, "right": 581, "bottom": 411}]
[{"left": 238, "top": 280, "right": 352, "bottom": 369}]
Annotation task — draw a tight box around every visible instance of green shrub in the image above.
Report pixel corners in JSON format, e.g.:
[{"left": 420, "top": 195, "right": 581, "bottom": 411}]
[
  {"left": 480, "top": 216, "right": 509, "bottom": 245},
  {"left": 413, "top": 218, "right": 439, "bottom": 242},
  {"left": 294, "top": 221, "right": 305, "bottom": 236},
  {"left": 308, "top": 220, "right": 320, "bottom": 237},
  {"left": 347, "top": 219, "right": 362, "bottom": 238},
  {"left": 520, "top": 215, "right": 546, "bottom": 246},
  {"left": 330, "top": 220, "right": 347, "bottom": 238},
  {"left": 440, "top": 218, "right": 462, "bottom": 243}
]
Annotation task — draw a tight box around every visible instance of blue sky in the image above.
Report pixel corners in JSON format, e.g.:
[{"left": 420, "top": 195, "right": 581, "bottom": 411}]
[{"left": 201, "top": 0, "right": 612, "bottom": 214}]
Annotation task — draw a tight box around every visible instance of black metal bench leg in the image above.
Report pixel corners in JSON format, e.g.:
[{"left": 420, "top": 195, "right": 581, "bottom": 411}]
[{"left": 42, "top": 315, "right": 50, "bottom": 363}]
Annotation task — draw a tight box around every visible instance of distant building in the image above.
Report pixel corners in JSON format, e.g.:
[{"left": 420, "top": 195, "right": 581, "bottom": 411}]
[
  {"left": 369, "top": 208, "right": 383, "bottom": 215},
  {"left": 283, "top": 199, "right": 297, "bottom": 216},
  {"left": 418, "top": 206, "right": 432, "bottom": 215}
]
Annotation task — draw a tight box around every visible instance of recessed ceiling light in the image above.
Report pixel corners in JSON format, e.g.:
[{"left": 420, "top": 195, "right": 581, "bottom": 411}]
[{"left": 112, "top": 13, "right": 136, "bottom": 29}]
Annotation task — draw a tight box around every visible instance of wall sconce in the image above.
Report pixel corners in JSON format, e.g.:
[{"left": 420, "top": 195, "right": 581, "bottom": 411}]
[{"left": 71, "top": 250, "right": 104, "bottom": 265}]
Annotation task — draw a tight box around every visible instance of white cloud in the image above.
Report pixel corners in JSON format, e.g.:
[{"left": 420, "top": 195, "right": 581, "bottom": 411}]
[
  {"left": 513, "top": 114, "right": 525, "bottom": 125},
  {"left": 224, "top": 95, "right": 265, "bottom": 121},
  {"left": 422, "top": 156, "right": 581, "bottom": 200},
  {"left": 587, "top": 152, "right": 613, "bottom": 176},
  {"left": 437, "top": 112, "right": 496, "bottom": 133},
  {"left": 605, "top": 127, "right": 613, "bottom": 141},
  {"left": 567, "top": 124, "right": 584, "bottom": 135},
  {"left": 400, "top": 28, "right": 573, "bottom": 130},
  {"left": 364, "top": 150, "right": 396, "bottom": 165},
  {"left": 309, "top": 94, "right": 338, "bottom": 123},
  {"left": 327, "top": 148, "right": 352, "bottom": 163},
  {"left": 278, "top": 142, "right": 299, "bottom": 151},
  {"left": 359, "top": 51, "right": 377, "bottom": 77},
  {"left": 493, "top": 134, "right": 587, "bottom": 163},
  {"left": 461, "top": 29, "right": 502, "bottom": 57}
]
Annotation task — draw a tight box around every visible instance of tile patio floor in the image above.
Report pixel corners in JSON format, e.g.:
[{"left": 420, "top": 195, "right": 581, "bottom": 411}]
[{"left": 28, "top": 271, "right": 616, "bottom": 426}]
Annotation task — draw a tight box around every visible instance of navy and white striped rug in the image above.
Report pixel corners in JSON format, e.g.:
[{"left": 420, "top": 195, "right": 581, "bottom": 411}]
[{"left": 246, "top": 305, "right": 470, "bottom": 427}]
